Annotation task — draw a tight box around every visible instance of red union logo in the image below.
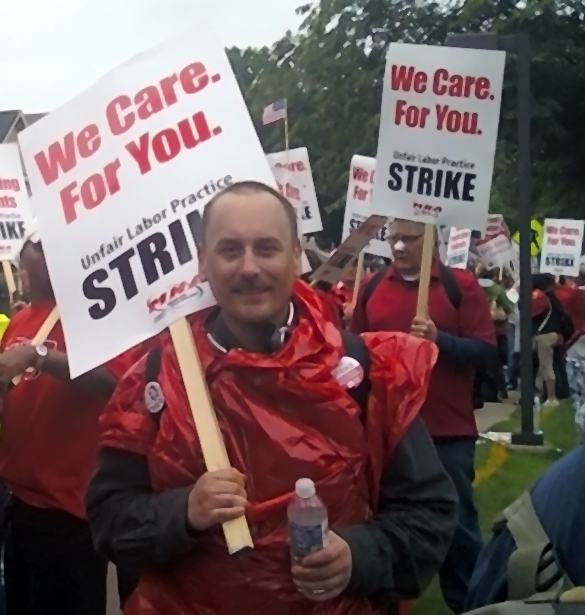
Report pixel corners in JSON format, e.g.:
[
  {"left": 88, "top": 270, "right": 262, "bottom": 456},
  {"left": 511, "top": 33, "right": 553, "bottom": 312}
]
[
  {"left": 413, "top": 202, "right": 443, "bottom": 217},
  {"left": 147, "top": 273, "right": 205, "bottom": 320}
]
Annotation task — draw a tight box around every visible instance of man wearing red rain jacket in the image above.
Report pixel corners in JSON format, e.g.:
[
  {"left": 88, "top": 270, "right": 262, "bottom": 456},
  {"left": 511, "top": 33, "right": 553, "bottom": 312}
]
[{"left": 86, "top": 182, "right": 458, "bottom": 615}]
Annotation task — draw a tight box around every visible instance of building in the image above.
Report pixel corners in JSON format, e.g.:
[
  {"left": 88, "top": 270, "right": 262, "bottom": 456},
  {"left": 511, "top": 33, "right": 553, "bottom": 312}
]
[{"left": 0, "top": 110, "right": 46, "bottom": 144}]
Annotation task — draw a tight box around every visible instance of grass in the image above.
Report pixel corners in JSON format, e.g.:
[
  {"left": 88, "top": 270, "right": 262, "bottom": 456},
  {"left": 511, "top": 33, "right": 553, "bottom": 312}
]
[{"left": 413, "top": 401, "right": 578, "bottom": 615}]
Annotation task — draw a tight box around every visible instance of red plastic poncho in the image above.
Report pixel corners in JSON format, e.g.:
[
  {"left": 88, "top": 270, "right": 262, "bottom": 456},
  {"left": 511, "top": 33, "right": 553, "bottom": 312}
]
[
  {"left": 330, "top": 283, "right": 354, "bottom": 313},
  {"left": 101, "top": 281, "right": 438, "bottom": 615}
]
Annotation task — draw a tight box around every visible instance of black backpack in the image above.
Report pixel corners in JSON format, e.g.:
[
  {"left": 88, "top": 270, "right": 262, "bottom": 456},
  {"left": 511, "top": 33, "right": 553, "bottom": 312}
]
[
  {"left": 144, "top": 330, "right": 373, "bottom": 423},
  {"left": 359, "top": 263, "right": 462, "bottom": 312}
]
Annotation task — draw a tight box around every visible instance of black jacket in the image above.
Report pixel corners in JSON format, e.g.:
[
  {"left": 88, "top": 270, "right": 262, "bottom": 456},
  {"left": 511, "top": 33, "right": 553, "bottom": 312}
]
[{"left": 86, "top": 322, "right": 458, "bottom": 608}]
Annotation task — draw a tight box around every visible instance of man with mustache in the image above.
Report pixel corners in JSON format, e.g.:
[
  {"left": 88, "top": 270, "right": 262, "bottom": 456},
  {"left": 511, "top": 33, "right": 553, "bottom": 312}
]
[{"left": 86, "top": 181, "right": 458, "bottom": 615}]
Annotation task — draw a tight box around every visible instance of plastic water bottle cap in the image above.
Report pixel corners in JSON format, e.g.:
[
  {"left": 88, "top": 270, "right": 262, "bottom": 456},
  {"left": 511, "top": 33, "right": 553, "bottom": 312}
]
[{"left": 295, "top": 478, "right": 316, "bottom": 499}]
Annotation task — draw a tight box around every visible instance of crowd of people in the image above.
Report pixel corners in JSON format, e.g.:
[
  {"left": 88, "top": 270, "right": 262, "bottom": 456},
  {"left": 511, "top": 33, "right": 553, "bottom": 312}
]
[{"left": 0, "top": 182, "right": 583, "bottom": 615}]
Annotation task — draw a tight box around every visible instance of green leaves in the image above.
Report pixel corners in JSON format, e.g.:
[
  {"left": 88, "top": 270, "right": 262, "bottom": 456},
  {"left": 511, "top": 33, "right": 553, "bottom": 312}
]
[{"left": 229, "top": 0, "right": 585, "bottom": 244}]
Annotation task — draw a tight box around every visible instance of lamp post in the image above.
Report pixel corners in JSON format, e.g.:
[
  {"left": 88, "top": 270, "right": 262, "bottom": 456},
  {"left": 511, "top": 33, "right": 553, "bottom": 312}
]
[{"left": 445, "top": 32, "right": 543, "bottom": 446}]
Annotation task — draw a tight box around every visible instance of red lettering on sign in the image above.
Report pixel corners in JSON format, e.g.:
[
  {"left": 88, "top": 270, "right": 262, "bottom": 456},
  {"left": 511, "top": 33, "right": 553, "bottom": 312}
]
[{"left": 390, "top": 66, "right": 428, "bottom": 93}]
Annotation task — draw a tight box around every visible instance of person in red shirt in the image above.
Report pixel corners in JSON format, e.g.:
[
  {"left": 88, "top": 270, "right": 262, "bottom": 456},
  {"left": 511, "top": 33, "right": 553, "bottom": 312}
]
[
  {"left": 86, "top": 182, "right": 458, "bottom": 615},
  {"left": 351, "top": 218, "right": 497, "bottom": 614},
  {"left": 555, "top": 276, "right": 585, "bottom": 341},
  {"left": 0, "top": 223, "right": 128, "bottom": 615},
  {"left": 330, "top": 259, "right": 364, "bottom": 325}
]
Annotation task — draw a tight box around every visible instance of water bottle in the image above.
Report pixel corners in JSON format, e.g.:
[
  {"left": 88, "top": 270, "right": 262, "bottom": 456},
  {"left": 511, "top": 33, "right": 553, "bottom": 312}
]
[{"left": 288, "top": 478, "right": 329, "bottom": 564}]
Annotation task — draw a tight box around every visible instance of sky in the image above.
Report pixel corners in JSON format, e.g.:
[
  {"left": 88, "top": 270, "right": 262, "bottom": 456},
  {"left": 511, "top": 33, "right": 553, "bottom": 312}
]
[{"left": 0, "top": 0, "right": 305, "bottom": 112}]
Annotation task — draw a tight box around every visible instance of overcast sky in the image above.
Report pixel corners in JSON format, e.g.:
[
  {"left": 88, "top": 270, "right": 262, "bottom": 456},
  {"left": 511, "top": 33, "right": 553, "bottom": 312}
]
[{"left": 0, "top": 0, "right": 305, "bottom": 112}]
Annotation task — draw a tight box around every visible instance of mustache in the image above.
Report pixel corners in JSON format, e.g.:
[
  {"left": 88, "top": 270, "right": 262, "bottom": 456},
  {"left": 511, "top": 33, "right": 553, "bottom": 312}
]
[{"left": 231, "top": 277, "right": 272, "bottom": 294}]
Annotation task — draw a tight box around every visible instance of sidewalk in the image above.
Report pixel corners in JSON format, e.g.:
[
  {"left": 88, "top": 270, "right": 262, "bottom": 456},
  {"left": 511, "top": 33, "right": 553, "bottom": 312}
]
[{"left": 475, "top": 398, "right": 516, "bottom": 433}]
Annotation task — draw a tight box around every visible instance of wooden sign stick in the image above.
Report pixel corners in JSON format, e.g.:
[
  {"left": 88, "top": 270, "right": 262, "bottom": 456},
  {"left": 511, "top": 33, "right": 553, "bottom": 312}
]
[
  {"left": 351, "top": 251, "right": 365, "bottom": 305},
  {"left": 12, "top": 306, "right": 60, "bottom": 386},
  {"left": 169, "top": 317, "right": 253, "bottom": 555},
  {"left": 2, "top": 262, "right": 16, "bottom": 302},
  {"left": 415, "top": 224, "right": 436, "bottom": 319}
]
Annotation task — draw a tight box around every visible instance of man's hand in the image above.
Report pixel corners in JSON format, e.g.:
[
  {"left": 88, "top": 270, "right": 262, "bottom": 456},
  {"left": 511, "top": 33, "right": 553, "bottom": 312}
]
[
  {"left": 343, "top": 303, "right": 355, "bottom": 322},
  {"left": 292, "top": 532, "right": 352, "bottom": 601},
  {"left": 0, "top": 344, "right": 37, "bottom": 385},
  {"left": 187, "top": 468, "right": 248, "bottom": 531},
  {"left": 410, "top": 317, "right": 438, "bottom": 342},
  {"left": 9, "top": 300, "right": 27, "bottom": 316}
]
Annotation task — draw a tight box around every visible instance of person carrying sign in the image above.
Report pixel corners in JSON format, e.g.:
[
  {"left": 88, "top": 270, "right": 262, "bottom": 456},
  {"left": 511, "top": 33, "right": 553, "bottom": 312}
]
[
  {"left": 0, "top": 222, "right": 130, "bottom": 615},
  {"left": 330, "top": 258, "right": 366, "bottom": 324},
  {"left": 351, "top": 218, "right": 497, "bottom": 614},
  {"left": 86, "top": 181, "right": 458, "bottom": 615}
]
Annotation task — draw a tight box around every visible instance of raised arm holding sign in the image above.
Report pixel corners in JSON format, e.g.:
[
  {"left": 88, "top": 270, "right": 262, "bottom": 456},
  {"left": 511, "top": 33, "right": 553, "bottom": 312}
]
[
  {"left": 18, "top": 26, "right": 274, "bottom": 554},
  {"left": 0, "top": 144, "right": 34, "bottom": 303},
  {"left": 371, "top": 43, "right": 505, "bottom": 315},
  {"left": 355, "top": 41, "right": 504, "bottom": 613}
]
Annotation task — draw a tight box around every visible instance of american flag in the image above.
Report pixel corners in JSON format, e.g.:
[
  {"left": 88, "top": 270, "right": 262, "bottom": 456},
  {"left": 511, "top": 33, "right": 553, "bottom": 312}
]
[{"left": 262, "top": 99, "right": 287, "bottom": 125}]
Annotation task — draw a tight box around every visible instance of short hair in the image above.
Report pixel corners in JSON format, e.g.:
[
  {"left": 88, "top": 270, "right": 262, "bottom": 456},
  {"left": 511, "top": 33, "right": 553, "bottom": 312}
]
[
  {"left": 201, "top": 180, "right": 299, "bottom": 242},
  {"left": 532, "top": 273, "right": 554, "bottom": 291}
]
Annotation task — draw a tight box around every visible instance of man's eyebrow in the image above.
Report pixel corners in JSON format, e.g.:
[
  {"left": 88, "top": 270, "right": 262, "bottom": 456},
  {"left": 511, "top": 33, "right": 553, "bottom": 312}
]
[{"left": 256, "top": 236, "right": 283, "bottom": 243}]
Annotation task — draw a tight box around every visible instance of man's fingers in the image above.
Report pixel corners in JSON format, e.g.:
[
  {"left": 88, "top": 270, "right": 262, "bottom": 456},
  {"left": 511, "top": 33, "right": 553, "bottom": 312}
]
[
  {"left": 208, "top": 468, "right": 246, "bottom": 487},
  {"left": 293, "top": 560, "right": 344, "bottom": 583},
  {"left": 210, "top": 494, "right": 248, "bottom": 511},
  {"left": 210, "top": 480, "right": 247, "bottom": 498},
  {"left": 302, "top": 587, "right": 344, "bottom": 602},
  {"left": 295, "top": 573, "right": 347, "bottom": 596},
  {"left": 298, "top": 545, "right": 339, "bottom": 569},
  {"left": 211, "top": 506, "right": 247, "bottom": 525}
]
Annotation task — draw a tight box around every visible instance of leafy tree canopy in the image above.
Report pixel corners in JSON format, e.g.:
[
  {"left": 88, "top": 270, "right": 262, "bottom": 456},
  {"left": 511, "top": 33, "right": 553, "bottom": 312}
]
[{"left": 227, "top": 0, "right": 585, "bottom": 246}]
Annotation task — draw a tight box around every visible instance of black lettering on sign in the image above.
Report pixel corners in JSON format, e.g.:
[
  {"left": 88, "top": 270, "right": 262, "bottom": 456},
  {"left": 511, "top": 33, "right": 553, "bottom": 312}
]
[
  {"left": 169, "top": 220, "right": 193, "bottom": 265},
  {"left": 387, "top": 162, "right": 476, "bottom": 202},
  {"left": 83, "top": 269, "right": 117, "bottom": 320},
  {"left": 0, "top": 221, "right": 26, "bottom": 241},
  {"left": 109, "top": 249, "right": 138, "bottom": 300},
  {"left": 82, "top": 213, "right": 204, "bottom": 320},
  {"left": 137, "top": 233, "right": 175, "bottom": 285}
]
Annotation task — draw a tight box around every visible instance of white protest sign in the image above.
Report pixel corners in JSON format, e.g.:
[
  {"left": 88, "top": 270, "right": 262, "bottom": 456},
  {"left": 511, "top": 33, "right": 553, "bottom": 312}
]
[
  {"left": 446, "top": 228, "right": 471, "bottom": 269},
  {"left": 311, "top": 215, "right": 387, "bottom": 285},
  {"left": 0, "top": 144, "right": 33, "bottom": 261},
  {"left": 267, "top": 147, "right": 323, "bottom": 235},
  {"left": 341, "top": 155, "right": 391, "bottom": 258},
  {"left": 371, "top": 43, "right": 505, "bottom": 232},
  {"left": 437, "top": 225, "right": 451, "bottom": 264},
  {"left": 476, "top": 233, "right": 512, "bottom": 269},
  {"left": 19, "top": 28, "right": 276, "bottom": 378},
  {"left": 540, "top": 219, "right": 584, "bottom": 277}
]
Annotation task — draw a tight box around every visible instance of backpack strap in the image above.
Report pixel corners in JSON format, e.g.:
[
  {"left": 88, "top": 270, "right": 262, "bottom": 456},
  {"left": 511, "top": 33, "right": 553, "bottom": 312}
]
[
  {"left": 439, "top": 263, "right": 462, "bottom": 310},
  {"left": 360, "top": 264, "right": 462, "bottom": 313},
  {"left": 504, "top": 491, "right": 573, "bottom": 602},
  {"left": 360, "top": 267, "right": 387, "bottom": 309}
]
